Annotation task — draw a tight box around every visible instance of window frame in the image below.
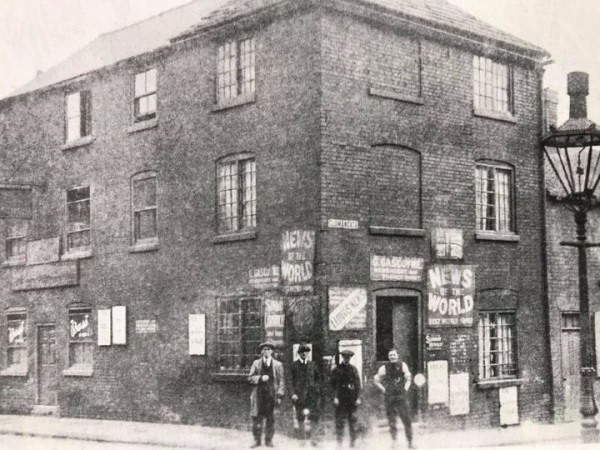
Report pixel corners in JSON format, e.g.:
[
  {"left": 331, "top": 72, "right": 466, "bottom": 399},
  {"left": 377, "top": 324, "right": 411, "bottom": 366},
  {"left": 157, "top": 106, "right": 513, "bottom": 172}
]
[
  {"left": 66, "top": 306, "right": 94, "bottom": 373},
  {"left": 473, "top": 55, "right": 514, "bottom": 116},
  {"left": 216, "top": 154, "right": 257, "bottom": 235},
  {"left": 475, "top": 162, "right": 516, "bottom": 234},
  {"left": 131, "top": 171, "right": 158, "bottom": 249},
  {"left": 133, "top": 68, "right": 157, "bottom": 123},
  {"left": 65, "top": 90, "right": 92, "bottom": 143},
  {"left": 478, "top": 310, "right": 518, "bottom": 381},
  {"left": 4, "top": 219, "right": 28, "bottom": 265},
  {"left": 65, "top": 185, "right": 91, "bottom": 257},
  {"left": 217, "top": 296, "right": 263, "bottom": 373},
  {"left": 216, "top": 38, "right": 256, "bottom": 106},
  {"left": 5, "top": 312, "right": 28, "bottom": 372}
]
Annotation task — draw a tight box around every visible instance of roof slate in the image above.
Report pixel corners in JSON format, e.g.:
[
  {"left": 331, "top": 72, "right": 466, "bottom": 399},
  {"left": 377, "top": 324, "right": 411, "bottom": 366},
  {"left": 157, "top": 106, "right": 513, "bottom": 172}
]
[{"left": 8, "top": 0, "right": 548, "bottom": 99}]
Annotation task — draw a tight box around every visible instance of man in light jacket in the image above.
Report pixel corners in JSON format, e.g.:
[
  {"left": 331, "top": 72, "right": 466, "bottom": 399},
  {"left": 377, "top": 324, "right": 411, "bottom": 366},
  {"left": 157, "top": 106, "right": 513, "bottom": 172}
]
[{"left": 248, "top": 341, "right": 284, "bottom": 448}]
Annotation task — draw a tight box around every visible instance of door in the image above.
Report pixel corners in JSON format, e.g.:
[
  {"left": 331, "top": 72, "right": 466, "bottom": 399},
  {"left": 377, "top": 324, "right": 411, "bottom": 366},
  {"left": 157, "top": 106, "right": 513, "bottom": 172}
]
[
  {"left": 37, "top": 325, "right": 58, "bottom": 406},
  {"left": 561, "top": 314, "right": 580, "bottom": 422},
  {"left": 376, "top": 295, "right": 419, "bottom": 414}
]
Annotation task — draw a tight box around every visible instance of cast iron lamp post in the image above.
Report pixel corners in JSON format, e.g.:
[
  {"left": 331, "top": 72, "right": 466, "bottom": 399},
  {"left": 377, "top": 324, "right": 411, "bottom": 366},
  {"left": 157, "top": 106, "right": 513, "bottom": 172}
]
[{"left": 542, "top": 71, "right": 600, "bottom": 443}]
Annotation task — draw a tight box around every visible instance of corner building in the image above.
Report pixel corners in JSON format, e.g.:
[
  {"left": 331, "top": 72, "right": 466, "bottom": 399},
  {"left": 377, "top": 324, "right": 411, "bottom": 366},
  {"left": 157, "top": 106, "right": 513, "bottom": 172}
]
[{"left": 0, "top": 0, "right": 553, "bottom": 430}]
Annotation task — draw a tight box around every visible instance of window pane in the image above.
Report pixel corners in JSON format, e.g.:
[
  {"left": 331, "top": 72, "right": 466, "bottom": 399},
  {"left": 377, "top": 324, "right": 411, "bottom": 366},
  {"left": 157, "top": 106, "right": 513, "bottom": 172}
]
[
  {"left": 135, "top": 209, "right": 157, "bottom": 240},
  {"left": 146, "top": 68, "right": 157, "bottom": 94},
  {"left": 69, "top": 310, "right": 93, "bottom": 340},
  {"left": 478, "top": 311, "right": 517, "bottom": 379},
  {"left": 134, "top": 177, "right": 157, "bottom": 209},
  {"left": 135, "top": 72, "right": 146, "bottom": 97},
  {"left": 67, "top": 230, "right": 91, "bottom": 250}
]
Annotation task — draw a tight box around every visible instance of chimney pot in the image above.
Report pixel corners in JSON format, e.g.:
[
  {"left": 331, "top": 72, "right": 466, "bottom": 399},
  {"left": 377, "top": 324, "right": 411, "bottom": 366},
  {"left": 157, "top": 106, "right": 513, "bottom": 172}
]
[{"left": 567, "top": 71, "right": 589, "bottom": 119}]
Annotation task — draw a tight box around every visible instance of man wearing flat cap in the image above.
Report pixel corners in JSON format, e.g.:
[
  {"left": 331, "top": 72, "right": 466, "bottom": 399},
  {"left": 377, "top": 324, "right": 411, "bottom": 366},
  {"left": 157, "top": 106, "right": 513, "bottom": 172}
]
[
  {"left": 331, "top": 349, "right": 361, "bottom": 448},
  {"left": 248, "top": 342, "right": 284, "bottom": 447},
  {"left": 290, "top": 344, "right": 321, "bottom": 446}
]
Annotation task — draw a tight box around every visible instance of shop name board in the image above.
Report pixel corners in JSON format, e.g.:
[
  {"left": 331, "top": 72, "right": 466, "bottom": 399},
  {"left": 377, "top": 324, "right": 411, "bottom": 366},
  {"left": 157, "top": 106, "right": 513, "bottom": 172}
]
[
  {"left": 249, "top": 265, "right": 280, "bottom": 290},
  {"left": 11, "top": 261, "right": 79, "bottom": 291},
  {"left": 281, "top": 230, "right": 315, "bottom": 295},
  {"left": 427, "top": 265, "right": 475, "bottom": 327},
  {"left": 370, "top": 255, "right": 424, "bottom": 282},
  {"left": 327, "top": 219, "right": 359, "bottom": 229}
]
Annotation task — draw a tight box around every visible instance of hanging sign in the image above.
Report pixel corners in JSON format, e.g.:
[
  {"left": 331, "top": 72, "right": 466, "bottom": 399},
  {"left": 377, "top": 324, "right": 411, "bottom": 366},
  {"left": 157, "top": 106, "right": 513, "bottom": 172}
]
[
  {"left": 281, "top": 230, "right": 315, "bottom": 295},
  {"left": 427, "top": 265, "right": 475, "bottom": 327},
  {"left": 189, "top": 314, "right": 206, "bottom": 355},
  {"left": 427, "top": 360, "right": 449, "bottom": 405},
  {"left": 449, "top": 373, "right": 470, "bottom": 415},
  {"left": 370, "top": 255, "right": 424, "bottom": 282},
  {"left": 97, "top": 309, "right": 111, "bottom": 346},
  {"left": 328, "top": 287, "right": 367, "bottom": 331},
  {"left": 112, "top": 306, "right": 127, "bottom": 345}
]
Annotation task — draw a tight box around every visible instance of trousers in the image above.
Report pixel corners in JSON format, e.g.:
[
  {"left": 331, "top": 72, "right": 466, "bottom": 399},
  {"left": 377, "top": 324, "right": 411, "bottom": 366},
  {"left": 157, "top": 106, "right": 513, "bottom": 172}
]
[
  {"left": 252, "top": 410, "right": 275, "bottom": 444},
  {"left": 335, "top": 403, "right": 357, "bottom": 445},
  {"left": 385, "top": 395, "right": 412, "bottom": 443}
]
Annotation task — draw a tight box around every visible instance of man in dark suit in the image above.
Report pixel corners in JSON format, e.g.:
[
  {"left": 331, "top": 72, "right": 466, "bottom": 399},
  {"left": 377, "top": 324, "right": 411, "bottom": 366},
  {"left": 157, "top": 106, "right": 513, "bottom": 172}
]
[
  {"left": 290, "top": 343, "right": 321, "bottom": 446},
  {"left": 248, "top": 342, "right": 285, "bottom": 448},
  {"left": 331, "top": 349, "right": 361, "bottom": 448}
]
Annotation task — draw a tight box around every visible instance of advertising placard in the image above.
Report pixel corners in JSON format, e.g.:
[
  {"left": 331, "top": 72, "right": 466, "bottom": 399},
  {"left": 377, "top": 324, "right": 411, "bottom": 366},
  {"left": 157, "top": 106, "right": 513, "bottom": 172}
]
[
  {"left": 189, "top": 314, "right": 206, "bottom": 355},
  {"left": 97, "top": 309, "right": 111, "bottom": 346},
  {"left": 265, "top": 298, "right": 285, "bottom": 347},
  {"left": 427, "top": 360, "right": 449, "bottom": 405},
  {"left": 449, "top": 372, "right": 470, "bottom": 415},
  {"left": 427, "top": 265, "right": 475, "bottom": 327},
  {"left": 499, "top": 386, "right": 519, "bottom": 425},
  {"left": 112, "top": 306, "right": 127, "bottom": 345},
  {"left": 370, "top": 255, "right": 424, "bottom": 282},
  {"left": 328, "top": 287, "right": 368, "bottom": 331},
  {"left": 281, "top": 230, "right": 315, "bottom": 295},
  {"left": 249, "top": 265, "right": 280, "bottom": 291}
]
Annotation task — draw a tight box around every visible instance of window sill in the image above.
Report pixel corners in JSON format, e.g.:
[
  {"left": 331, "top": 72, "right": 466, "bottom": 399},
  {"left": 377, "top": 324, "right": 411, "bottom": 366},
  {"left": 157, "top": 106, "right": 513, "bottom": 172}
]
[
  {"left": 127, "top": 117, "right": 158, "bottom": 134},
  {"left": 62, "top": 248, "right": 92, "bottom": 261},
  {"left": 477, "top": 378, "right": 523, "bottom": 389},
  {"left": 368, "top": 86, "right": 424, "bottom": 105},
  {"left": 62, "top": 366, "right": 93, "bottom": 377},
  {"left": 475, "top": 232, "right": 520, "bottom": 242},
  {"left": 2, "top": 258, "right": 26, "bottom": 268},
  {"left": 129, "top": 240, "right": 159, "bottom": 253},
  {"left": 211, "top": 372, "right": 249, "bottom": 382},
  {"left": 212, "top": 92, "right": 256, "bottom": 112},
  {"left": 61, "top": 135, "right": 96, "bottom": 151},
  {"left": 0, "top": 366, "right": 28, "bottom": 377},
  {"left": 369, "top": 226, "right": 427, "bottom": 237},
  {"left": 213, "top": 230, "right": 257, "bottom": 244},
  {"left": 473, "top": 109, "right": 517, "bottom": 124}
]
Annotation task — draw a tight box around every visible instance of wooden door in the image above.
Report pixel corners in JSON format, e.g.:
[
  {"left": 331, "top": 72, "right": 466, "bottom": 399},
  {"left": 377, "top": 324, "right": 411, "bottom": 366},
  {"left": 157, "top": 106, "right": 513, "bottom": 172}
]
[{"left": 37, "top": 325, "right": 58, "bottom": 405}]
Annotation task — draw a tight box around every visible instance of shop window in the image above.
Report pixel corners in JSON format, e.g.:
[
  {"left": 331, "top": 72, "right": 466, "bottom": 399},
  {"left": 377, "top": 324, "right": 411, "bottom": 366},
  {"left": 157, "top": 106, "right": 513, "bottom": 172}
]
[
  {"left": 65, "top": 91, "right": 92, "bottom": 142},
  {"left": 6, "top": 313, "right": 27, "bottom": 370},
  {"left": 68, "top": 308, "right": 93, "bottom": 369},
  {"left": 478, "top": 311, "right": 517, "bottom": 380},
  {"left": 5, "top": 219, "right": 28, "bottom": 264},
  {"left": 473, "top": 56, "right": 513, "bottom": 115},
  {"left": 217, "top": 155, "right": 256, "bottom": 234},
  {"left": 475, "top": 163, "right": 515, "bottom": 233},
  {"left": 216, "top": 38, "right": 255, "bottom": 104},
  {"left": 65, "top": 186, "right": 91, "bottom": 255},
  {"left": 134, "top": 68, "right": 157, "bottom": 122},
  {"left": 131, "top": 171, "right": 158, "bottom": 247},
  {"left": 218, "top": 297, "right": 262, "bottom": 371}
]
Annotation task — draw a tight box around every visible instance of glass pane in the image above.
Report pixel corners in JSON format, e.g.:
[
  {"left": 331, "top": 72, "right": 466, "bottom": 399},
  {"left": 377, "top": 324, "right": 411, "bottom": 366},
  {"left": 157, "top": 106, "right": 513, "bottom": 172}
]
[
  {"left": 68, "top": 230, "right": 91, "bottom": 250},
  {"left": 135, "top": 72, "right": 146, "bottom": 97},
  {"left": 146, "top": 69, "right": 157, "bottom": 93},
  {"left": 69, "top": 310, "right": 93, "bottom": 340},
  {"left": 8, "top": 316, "right": 26, "bottom": 344},
  {"left": 134, "top": 177, "right": 157, "bottom": 209},
  {"left": 135, "top": 209, "right": 157, "bottom": 240},
  {"left": 66, "top": 92, "right": 81, "bottom": 118},
  {"left": 67, "top": 117, "right": 81, "bottom": 141}
]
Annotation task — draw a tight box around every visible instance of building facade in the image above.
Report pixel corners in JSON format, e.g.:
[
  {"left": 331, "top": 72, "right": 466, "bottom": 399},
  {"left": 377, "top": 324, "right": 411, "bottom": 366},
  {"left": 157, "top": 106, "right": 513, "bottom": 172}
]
[{"left": 0, "top": 0, "right": 555, "bottom": 430}]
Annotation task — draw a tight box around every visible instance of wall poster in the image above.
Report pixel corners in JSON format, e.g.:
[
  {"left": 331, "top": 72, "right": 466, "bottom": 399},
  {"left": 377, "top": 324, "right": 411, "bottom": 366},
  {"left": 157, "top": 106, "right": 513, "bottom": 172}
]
[
  {"left": 427, "top": 265, "right": 475, "bottom": 327},
  {"left": 189, "top": 314, "right": 206, "bottom": 355},
  {"left": 328, "top": 287, "right": 367, "bottom": 331},
  {"left": 281, "top": 230, "right": 315, "bottom": 295},
  {"left": 499, "top": 386, "right": 519, "bottom": 425},
  {"left": 449, "top": 372, "right": 470, "bottom": 415},
  {"left": 370, "top": 255, "right": 424, "bottom": 282},
  {"left": 112, "top": 305, "right": 127, "bottom": 345},
  {"left": 97, "top": 309, "right": 111, "bottom": 346},
  {"left": 427, "top": 360, "right": 449, "bottom": 405}
]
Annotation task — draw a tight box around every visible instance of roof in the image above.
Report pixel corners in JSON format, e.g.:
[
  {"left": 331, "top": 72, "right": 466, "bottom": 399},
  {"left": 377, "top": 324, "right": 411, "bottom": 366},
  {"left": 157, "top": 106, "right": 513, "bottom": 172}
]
[{"left": 8, "top": 0, "right": 548, "bottom": 99}]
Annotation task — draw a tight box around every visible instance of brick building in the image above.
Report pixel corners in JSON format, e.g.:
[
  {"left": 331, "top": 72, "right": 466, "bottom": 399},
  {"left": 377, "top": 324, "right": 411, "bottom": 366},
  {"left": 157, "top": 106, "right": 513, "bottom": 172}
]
[{"left": 0, "top": 0, "right": 556, "bottom": 431}]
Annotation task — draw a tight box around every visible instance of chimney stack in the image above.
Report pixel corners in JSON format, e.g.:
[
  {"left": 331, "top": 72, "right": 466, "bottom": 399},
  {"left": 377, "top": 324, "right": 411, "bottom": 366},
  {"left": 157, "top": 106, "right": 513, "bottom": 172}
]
[{"left": 567, "top": 71, "right": 589, "bottom": 119}]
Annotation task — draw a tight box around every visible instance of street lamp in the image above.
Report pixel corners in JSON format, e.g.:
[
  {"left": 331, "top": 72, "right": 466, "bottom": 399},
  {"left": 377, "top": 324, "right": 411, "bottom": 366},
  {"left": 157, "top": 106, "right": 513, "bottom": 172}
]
[{"left": 542, "top": 71, "right": 600, "bottom": 443}]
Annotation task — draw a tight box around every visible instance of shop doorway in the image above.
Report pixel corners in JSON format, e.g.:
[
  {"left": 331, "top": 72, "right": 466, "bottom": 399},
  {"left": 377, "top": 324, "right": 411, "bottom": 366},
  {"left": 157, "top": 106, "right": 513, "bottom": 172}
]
[
  {"left": 376, "top": 294, "right": 420, "bottom": 413},
  {"left": 37, "top": 324, "right": 58, "bottom": 406},
  {"left": 560, "top": 313, "right": 580, "bottom": 422}
]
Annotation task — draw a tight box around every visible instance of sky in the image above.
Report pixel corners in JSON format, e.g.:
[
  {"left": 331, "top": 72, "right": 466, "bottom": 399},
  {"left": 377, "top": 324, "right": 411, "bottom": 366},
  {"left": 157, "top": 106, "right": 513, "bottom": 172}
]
[{"left": 0, "top": 0, "right": 599, "bottom": 123}]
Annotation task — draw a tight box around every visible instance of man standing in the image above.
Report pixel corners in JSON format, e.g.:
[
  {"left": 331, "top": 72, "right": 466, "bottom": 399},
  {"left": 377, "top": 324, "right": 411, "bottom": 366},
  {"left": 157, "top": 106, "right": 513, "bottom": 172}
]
[
  {"left": 374, "top": 348, "right": 413, "bottom": 449},
  {"left": 248, "top": 342, "right": 284, "bottom": 448},
  {"left": 330, "top": 349, "right": 361, "bottom": 448},
  {"left": 290, "top": 343, "right": 321, "bottom": 446}
]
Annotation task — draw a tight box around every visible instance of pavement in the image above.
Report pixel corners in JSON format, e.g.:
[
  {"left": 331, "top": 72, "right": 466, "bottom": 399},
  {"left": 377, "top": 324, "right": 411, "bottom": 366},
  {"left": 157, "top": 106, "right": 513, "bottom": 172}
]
[{"left": 0, "top": 413, "right": 594, "bottom": 450}]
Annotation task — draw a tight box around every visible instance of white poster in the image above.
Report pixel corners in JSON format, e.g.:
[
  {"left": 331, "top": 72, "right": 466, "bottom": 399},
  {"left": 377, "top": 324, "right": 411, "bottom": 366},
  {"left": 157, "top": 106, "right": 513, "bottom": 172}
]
[
  {"left": 293, "top": 343, "right": 312, "bottom": 362},
  {"left": 499, "top": 386, "right": 519, "bottom": 425},
  {"left": 112, "top": 306, "right": 127, "bottom": 345},
  {"left": 427, "top": 360, "right": 449, "bottom": 405},
  {"left": 339, "top": 339, "right": 363, "bottom": 383},
  {"left": 449, "top": 372, "right": 470, "bottom": 415},
  {"left": 189, "top": 314, "right": 206, "bottom": 356},
  {"left": 97, "top": 309, "right": 111, "bottom": 346}
]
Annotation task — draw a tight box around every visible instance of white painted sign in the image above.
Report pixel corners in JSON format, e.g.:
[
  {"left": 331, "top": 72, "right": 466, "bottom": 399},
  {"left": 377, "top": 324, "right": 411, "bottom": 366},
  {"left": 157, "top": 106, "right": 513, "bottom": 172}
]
[
  {"left": 135, "top": 319, "right": 157, "bottom": 334},
  {"left": 112, "top": 306, "right": 127, "bottom": 345},
  {"left": 339, "top": 339, "right": 363, "bottom": 383},
  {"left": 427, "top": 360, "right": 449, "bottom": 405},
  {"left": 97, "top": 309, "right": 111, "bottom": 346},
  {"left": 449, "top": 372, "right": 470, "bottom": 415},
  {"left": 370, "top": 255, "right": 424, "bottom": 282},
  {"left": 293, "top": 343, "right": 313, "bottom": 362},
  {"left": 248, "top": 265, "right": 280, "bottom": 290},
  {"left": 499, "top": 386, "right": 519, "bottom": 425},
  {"left": 189, "top": 314, "right": 206, "bottom": 356},
  {"left": 328, "top": 287, "right": 368, "bottom": 331},
  {"left": 327, "top": 219, "right": 359, "bottom": 229}
]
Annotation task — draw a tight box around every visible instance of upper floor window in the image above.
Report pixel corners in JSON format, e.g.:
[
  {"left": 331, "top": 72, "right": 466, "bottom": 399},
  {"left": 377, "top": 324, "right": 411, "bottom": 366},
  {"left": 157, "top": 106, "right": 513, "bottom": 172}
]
[
  {"left": 218, "top": 297, "right": 262, "bottom": 372},
  {"left": 68, "top": 307, "right": 93, "bottom": 369},
  {"left": 217, "top": 38, "right": 255, "bottom": 103},
  {"left": 5, "top": 219, "right": 28, "bottom": 264},
  {"left": 473, "top": 56, "right": 513, "bottom": 115},
  {"left": 217, "top": 155, "right": 256, "bottom": 234},
  {"left": 7, "top": 312, "right": 27, "bottom": 370},
  {"left": 65, "top": 91, "right": 91, "bottom": 142},
  {"left": 475, "top": 163, "right": 514, "bottom": 233},
  {"left": 478, "top": 311, "right": 517, "bottom": 380},
  {"left": 134, "top": 68, "right": 157, "bottom": 122},
  {"left": 132, "top": 172, "right": 158, "bottom": 245},
  {"left": 66, "top": 186, "right": 91, "bottom": 254}
]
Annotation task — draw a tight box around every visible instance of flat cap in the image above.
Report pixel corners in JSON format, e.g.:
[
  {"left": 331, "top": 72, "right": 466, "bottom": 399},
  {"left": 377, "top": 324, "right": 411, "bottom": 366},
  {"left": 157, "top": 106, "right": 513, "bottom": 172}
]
[
  {"left": 298, "top": 344, "right": 311, "bottom": 353},
  {"left": 258, "top": 341, "right": 275, "bottom": 350},
  {"left": 340, "top": 349, "right": 354, "bottom": 357}
]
